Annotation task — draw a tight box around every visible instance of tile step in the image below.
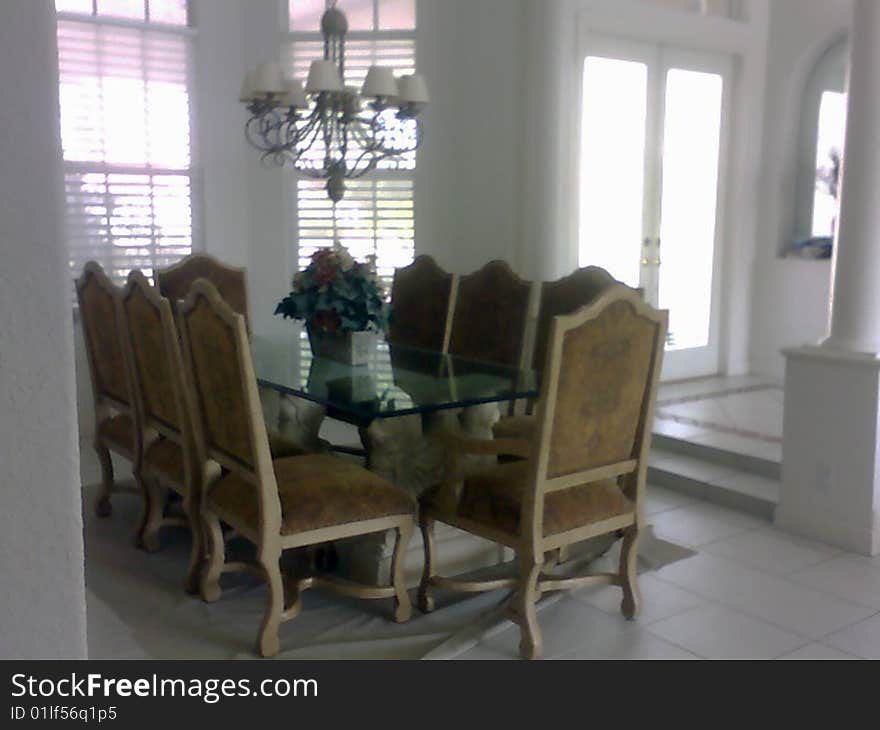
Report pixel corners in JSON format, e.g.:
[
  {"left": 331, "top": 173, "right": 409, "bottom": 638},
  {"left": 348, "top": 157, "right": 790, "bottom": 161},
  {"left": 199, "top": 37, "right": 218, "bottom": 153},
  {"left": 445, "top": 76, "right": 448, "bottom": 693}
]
[
  {"left": 648, "top": 450, "right": 779, "bottom": 522},
  {"left": 652, "top": 431, "right": 781, "bottom": 480}
]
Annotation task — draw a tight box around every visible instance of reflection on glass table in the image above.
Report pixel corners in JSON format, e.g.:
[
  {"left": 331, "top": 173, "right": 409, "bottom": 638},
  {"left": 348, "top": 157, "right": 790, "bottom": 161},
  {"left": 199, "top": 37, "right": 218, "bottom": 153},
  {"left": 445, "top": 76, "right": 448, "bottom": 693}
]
[{"left": 251, "top": 332, "right": 539, "bottom": 428}]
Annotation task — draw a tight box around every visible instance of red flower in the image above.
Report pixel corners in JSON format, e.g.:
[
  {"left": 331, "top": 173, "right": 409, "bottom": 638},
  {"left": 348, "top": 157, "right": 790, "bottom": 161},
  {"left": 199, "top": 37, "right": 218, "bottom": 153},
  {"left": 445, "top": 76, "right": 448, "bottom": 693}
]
[
  {"left": 312, "top": 249, "right": 339, "bottom": 285},
  {"left": 314, "top": 309, "right": 341, "bottom": 333}
]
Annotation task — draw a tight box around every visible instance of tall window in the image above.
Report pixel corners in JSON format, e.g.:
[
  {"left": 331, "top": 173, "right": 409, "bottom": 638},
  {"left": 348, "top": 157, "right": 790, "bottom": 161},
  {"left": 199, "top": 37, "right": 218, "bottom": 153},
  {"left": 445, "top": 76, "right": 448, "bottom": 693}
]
[
  {"left": 55, "top": 0, "right": 199, "bottom": 287},
  {"left": 792, "top": 36, "right": 847, "bottom": 252},
  {"left": 285, "top": 0, "right": 416, "bottom": 287},
  {"left": 812, "top": 91, "right": 846, "bottom": 238}
]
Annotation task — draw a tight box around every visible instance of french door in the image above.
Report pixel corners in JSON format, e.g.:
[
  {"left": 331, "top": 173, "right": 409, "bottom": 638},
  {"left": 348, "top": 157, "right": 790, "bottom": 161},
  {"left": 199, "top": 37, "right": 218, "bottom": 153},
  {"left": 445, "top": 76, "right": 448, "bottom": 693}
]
[{"left": 578, "top": 35, "right": 731, "bottom": 380}]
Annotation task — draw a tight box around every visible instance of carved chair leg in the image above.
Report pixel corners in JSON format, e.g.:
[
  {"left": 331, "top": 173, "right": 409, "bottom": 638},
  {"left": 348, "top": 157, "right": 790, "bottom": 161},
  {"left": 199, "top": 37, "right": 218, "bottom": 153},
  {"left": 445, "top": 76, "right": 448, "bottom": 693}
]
[
  {"left": 94, "top": 442, "right": 114, "bottom": 517},
  {"left": 391, "top": 520, "right": 414, "bottom": 623},
  {"left": 417, "top": 514, "right": 436, "bottom": 613},
  {"left": 199, "top": 508, "right": 225, "bottom": 603},
  {"left": 619, "top": 525, "right": 641, "bottom": 620},
  {"left": 137, "top": 475, "right": 165, "bottom": 553},
  {"left": 257, "top": 552, "right": 284, "bottom": 658},
  {"left": 512, "top": 558, "right": 543, "bottom": 660},
  {"left": 182, "top": 492, "right": 203, "bottom": 595}
]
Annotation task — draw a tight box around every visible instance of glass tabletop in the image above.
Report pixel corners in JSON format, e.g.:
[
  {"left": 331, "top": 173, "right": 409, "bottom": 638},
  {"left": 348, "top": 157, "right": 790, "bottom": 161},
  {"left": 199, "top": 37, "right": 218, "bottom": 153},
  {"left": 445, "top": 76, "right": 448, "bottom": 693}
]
[{"left": 251, "top": 332, "right": 539, "bottom": 425}]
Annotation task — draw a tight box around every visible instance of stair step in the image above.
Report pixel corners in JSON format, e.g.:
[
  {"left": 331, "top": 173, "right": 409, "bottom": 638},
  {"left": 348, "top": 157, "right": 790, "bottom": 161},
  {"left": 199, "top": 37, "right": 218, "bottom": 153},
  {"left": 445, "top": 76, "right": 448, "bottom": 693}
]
[
  {"left": 652, "top": 431, "right": 781, "bottom": 480},
  {"left": 648, "top": 449, "right": 779, "bottom": 521}
]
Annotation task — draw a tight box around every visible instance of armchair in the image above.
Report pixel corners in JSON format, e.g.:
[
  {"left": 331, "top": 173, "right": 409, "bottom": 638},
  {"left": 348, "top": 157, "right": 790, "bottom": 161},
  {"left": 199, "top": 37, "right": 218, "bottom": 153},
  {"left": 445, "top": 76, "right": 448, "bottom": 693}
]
[{"left": 418, "top": 287, "right": 667, "bottom": 659}]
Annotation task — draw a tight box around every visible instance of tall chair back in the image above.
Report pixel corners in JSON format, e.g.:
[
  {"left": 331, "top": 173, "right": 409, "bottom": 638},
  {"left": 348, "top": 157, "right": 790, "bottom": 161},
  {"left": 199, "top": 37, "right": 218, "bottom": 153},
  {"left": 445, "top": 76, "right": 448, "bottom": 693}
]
[
  {"left": 177, "top": 279, "right": 281, "bottom": 537},
  {"left": 388, "top": 255, "right": 457, "bottom": 352},
  {"left": 525, "top": 287, "right": 667, "bottom": 552},
  {"left": 447, "top": 260, "right": 535, "bottom": 368},
  {"left": 76, "top": 261, "right": 135, "bottom": 423},
  {"left": 121, "top": 270, "right": 191, "bottom": 458},
  {"left": 532, "top": 266, "right": 618, "bottom": 373},
  {"left": 157, "top": 254, "right": 250, "bottom": 332}
]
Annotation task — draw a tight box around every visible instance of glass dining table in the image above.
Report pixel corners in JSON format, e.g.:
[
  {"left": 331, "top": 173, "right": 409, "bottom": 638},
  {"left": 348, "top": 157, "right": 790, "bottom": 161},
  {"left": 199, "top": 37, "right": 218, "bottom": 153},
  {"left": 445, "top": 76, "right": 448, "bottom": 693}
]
[
  {"left": 252, "top": 332, "right": 538, "bottom": 429},
  {"left": 252, "top": 331, "right": 539, "bottom": 585},
  {"left": 251, "top": 331, "right": 538, "bottom": 495}
]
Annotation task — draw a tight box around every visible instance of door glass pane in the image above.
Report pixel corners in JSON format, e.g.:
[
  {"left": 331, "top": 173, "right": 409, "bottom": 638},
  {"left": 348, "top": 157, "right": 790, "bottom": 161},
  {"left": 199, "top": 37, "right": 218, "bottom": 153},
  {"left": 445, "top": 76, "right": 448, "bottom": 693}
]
[
  {"left": 579, "top": 56, "right": 648, "bottom": 287},
  {"left": 658, "top": 68, "right": 723, "bottom": 350}
]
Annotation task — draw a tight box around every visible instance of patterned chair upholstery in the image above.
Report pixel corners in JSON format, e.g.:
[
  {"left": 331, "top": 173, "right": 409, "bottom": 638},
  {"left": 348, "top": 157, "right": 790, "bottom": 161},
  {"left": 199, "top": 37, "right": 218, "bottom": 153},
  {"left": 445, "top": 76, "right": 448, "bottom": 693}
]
[
  {"left": 493, "top": 267, "right": 625, "bottom": 441},
  {"left": 157, "top": 253, "right": 311, "bottom": 456},
  {"left": 388, "top": 255, "right": 457, "bottom": 352},
  {"left": 447, "top": 260, "right": 534, "bottom": 368},
  {"left": 119, "top": 271, "right": 210, "bottom": 591},
  {"left": 418, "top": 287, "right": 667, "bottom": 659},
  {"left": 156, "top": 253, "right": 249, "bottom": 332},
  {"left": 76, "top": 262, "right": 139, "bottom": 518},
  {"left": 178, "top": 279, "right": 416, "bottom": 658}
]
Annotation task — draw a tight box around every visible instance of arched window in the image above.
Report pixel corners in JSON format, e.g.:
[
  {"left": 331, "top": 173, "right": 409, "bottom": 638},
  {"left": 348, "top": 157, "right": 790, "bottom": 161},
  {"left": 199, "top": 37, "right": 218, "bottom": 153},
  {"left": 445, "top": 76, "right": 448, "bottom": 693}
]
[{"left": 792, "top": 35, "right": 848, "bottom": 256}]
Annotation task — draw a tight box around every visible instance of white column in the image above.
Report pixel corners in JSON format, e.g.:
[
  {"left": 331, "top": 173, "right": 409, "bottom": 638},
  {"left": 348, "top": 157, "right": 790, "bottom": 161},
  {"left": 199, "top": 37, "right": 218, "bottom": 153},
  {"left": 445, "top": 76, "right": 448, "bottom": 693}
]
[
  {"left": 777, "top": 0, "right": 880, "bottom": 555},
  {"left": 823, "top": 0, "right": 880, "bottom": 353}
]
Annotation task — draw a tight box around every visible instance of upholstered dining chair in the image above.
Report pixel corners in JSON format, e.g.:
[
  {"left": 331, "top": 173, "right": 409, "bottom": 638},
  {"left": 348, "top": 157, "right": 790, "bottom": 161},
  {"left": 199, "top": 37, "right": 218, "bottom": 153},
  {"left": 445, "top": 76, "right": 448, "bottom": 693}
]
[
  {"left": 156, "top": 253, "right": 250, "bottom": 332},
  {"left": 388, "top": 255, "right": 458, "bottom": 352},
  {"left": 119, "top": 270, "right": 206, "bottom": 592},
  {"left": 493, "top": 266, "right": 620, "bottom": 441},
  {"left": 418, "top": 287, "right": 667, "bottom": 659},
  {"left": 447, "top": 260, "right": 535, "bottom": 369},
  {"left": 157, "top": 253, "right": 316, "bottom": 456},
  {"left": 178, "top": 279, "right": 416, "bottom": 657},
  {"left": 76, "top": 261, "right": 140, "bottom": 518}
]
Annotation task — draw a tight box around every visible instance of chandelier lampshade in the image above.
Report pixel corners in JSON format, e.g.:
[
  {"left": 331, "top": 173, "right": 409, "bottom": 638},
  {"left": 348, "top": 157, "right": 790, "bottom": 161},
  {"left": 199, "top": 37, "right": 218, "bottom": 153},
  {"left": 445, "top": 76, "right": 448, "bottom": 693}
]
[{"left": 240, "top": 1, "right": 428, "bottom": 202}]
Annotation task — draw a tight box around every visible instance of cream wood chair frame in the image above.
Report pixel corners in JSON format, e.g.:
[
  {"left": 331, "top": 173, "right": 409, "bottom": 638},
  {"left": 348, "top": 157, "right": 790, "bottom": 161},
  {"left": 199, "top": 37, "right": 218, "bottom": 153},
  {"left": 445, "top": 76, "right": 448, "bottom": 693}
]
[
  {"left": 418, "top": 287, "right": 668, "bottom": 659},
  {"left": 120, "top": 270, "right": 210, "bottom": 592},
  {"left": 178, "top": 279, "right": 415, "bottom": 657},
  {"left": 76, "top": 261, "right": 141, "bottom": 518}
]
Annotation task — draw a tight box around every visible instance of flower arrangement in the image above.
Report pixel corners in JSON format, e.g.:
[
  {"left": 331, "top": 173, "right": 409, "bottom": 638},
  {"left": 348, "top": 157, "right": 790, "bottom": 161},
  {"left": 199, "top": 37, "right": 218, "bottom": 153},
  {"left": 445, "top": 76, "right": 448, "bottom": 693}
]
[{"left": 274, "top": 243, "right": 389, "bottom": 334}]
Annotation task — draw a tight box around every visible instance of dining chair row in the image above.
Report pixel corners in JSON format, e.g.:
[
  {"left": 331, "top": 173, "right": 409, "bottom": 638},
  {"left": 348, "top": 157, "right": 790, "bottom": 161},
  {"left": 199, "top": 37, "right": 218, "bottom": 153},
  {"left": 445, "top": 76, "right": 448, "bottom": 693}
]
[
  {"left": 77, "top": 255, "right": 666, "bottom": 659},
  {"left": 388, "top": 256, "right": 629, "bottom": 374},
  {"left": 77, "top": 261, "right": 415, "bottom": 657}
]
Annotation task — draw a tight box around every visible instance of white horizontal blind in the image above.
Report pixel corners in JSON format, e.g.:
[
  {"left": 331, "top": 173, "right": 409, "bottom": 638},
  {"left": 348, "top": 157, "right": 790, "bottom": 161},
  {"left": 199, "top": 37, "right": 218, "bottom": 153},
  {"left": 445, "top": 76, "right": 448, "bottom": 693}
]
[
  {"left": 56, "top": 6, "right": 198, "bottom": 289},
  {"left": 286, "top": 0, "right": 417, "bottom": 294},
  {"left": 296, "top": 179, "right": 415, "bottom": 286}
]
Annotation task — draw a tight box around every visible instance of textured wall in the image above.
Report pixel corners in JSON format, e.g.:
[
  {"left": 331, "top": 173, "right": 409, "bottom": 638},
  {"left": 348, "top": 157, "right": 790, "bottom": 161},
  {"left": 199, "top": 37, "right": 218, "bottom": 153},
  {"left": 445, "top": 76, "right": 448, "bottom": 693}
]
[
  {"left": 0, "top": 0, "right": 87, "bottom": 658},
  {"left": 748, "top": 0, "right": 852, "bottom": 376}
]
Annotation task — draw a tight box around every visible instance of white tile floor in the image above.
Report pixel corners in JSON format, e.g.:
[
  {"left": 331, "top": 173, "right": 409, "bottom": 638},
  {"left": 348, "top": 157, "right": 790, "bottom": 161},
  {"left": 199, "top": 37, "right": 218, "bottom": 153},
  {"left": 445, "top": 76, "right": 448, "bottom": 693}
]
[
  {"left": 654, "top": 375, "right": 783, "bottom": 464},
  {"left": 82, "top": 480, "right": 880, "bottom": 660},
  {"left": 452, "top": 485, "right": 879, "bottom": 660}
]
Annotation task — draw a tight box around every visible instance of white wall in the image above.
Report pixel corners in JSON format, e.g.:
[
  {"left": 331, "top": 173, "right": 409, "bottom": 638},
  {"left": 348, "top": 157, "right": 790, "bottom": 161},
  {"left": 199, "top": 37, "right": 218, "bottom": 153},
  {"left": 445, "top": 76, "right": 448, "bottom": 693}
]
[
  {"left": 0, "top": 0, "right": 87, "bottom": 659},
  {"left": 416, "top": 0, "right": 528, "bottom": 273},
  {"left": 748, "top": 0, "right": 852, "bottom": 377}
]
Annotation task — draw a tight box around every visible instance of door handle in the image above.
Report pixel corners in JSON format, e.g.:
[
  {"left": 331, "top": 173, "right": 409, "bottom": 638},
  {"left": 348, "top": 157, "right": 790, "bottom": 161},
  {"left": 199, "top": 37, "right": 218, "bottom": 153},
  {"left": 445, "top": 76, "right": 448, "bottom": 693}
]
[
  {"left": 642, "top": 237, "right": 661, "bottom": 266},
  {"left": 641, "top": 237, "right": 652, "bottom": 266}
]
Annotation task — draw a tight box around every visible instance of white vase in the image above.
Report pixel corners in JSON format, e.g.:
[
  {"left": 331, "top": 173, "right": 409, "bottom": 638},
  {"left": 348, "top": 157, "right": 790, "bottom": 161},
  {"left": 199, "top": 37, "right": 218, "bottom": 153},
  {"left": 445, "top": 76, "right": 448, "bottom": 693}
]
[{"left": 307, "top": 328, "right": 376, "bottom": 366}]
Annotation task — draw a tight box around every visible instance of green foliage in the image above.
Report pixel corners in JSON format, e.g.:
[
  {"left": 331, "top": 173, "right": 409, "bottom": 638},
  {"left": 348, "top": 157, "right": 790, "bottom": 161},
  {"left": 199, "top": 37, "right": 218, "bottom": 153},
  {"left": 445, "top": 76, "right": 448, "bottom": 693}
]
[{"left": 275, "top": 244, "right": 390, "bottom": 333}]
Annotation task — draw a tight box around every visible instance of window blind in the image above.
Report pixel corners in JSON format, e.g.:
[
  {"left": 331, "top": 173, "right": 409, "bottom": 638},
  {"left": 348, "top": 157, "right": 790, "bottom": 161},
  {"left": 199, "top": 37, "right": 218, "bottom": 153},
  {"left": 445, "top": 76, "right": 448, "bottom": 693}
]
[
  {"left": 56, "top": 8, "right": 198, "bottom": 288},
  {"left": 286, "top": 0, "right": 417, "bottom": 293},
  {"left": 296, "top": 178, "right": 415, "bottom": 288}
]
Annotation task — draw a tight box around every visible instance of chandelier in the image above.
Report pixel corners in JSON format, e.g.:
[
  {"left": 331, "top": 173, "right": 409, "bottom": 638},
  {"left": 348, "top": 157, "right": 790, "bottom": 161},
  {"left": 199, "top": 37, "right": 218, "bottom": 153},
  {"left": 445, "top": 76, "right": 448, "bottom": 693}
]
[{"left": 239, "top": 1, "right": 429, "bottom": 202}]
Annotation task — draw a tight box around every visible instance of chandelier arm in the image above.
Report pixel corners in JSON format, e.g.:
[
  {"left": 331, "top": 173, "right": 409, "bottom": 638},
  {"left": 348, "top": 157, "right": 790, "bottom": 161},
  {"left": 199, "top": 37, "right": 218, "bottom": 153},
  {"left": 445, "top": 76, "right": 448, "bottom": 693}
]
[
  {"left": 295, "top": 116, "right": 326, "bottom": 165},
  {"left": 289, "top": 106, "right": 324, "bottom": 156},
  {"left": 245, "top": 110, "right": 286, "bottom": 154}
]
